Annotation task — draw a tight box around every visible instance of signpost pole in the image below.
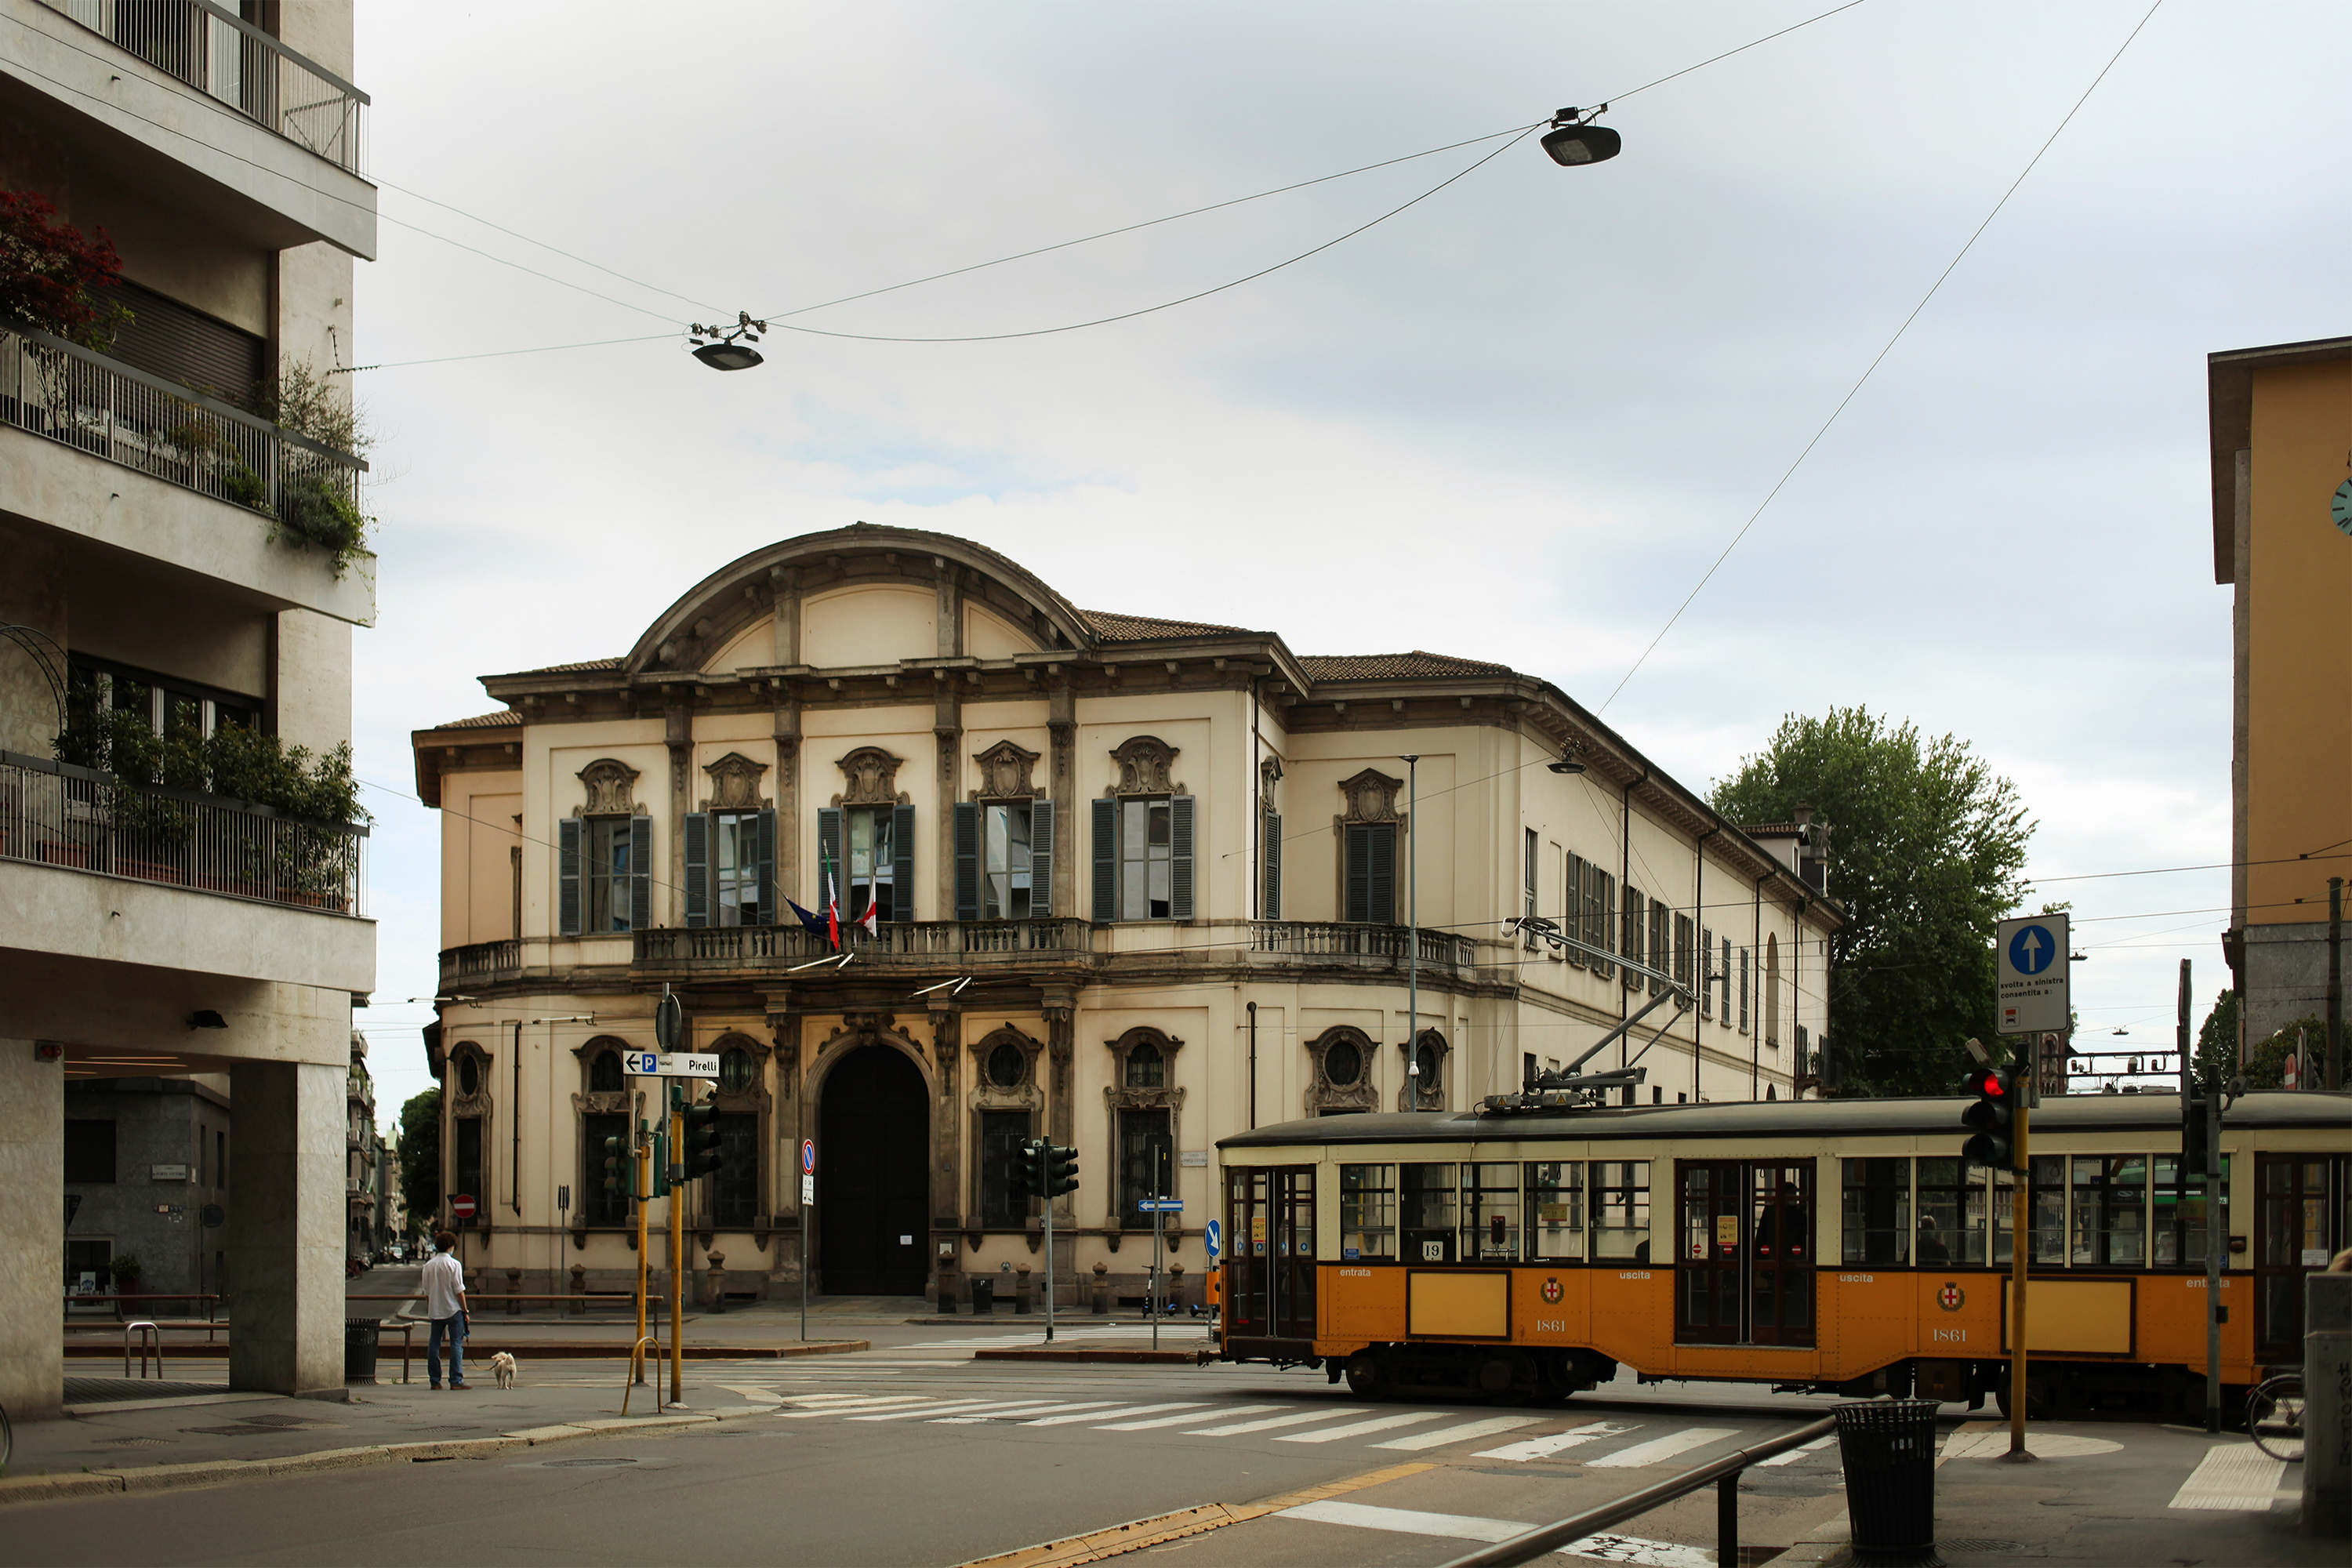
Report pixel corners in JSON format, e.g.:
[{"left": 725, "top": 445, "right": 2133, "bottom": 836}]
[
  {"left": 799, "top": 1136, "right": 813, "bottom": 1346},
  {"left": 669, "top": 1088, "right": 684, "bottom": 1407},
  {"left": 1044, "top": 1181, "right": 1056, "bottom": 1344},
  {"left": 2009, "top": 1095, "right": 2031, "bottom": 1459},
  {"left": 633, "top": 1133, "right": 649, "bottom": 1383}
]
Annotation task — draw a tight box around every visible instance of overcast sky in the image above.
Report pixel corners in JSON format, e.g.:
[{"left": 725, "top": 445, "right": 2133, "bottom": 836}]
[{"left": 344, "top": 0, "right": 2347, "bottom": 1131}]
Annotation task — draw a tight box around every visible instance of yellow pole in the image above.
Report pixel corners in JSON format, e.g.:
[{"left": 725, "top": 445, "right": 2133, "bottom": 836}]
[
  {"left": 2008, "top": 1098, "right": 2031, "bottom": 1458},
  {"left": 670, "top": 1101, "right": 684, "bottom": 1406},
  {"left": 633, "top": 1136, "right": 649, "bottom": 1383}
]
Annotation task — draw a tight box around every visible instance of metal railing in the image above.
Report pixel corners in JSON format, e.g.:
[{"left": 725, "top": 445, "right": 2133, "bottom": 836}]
[
  {"left": 634, "top": 918, "right": 1094, "bottom": 966},
  {"left": 1, "top": 751, "right": 366, "bottom": 916},
  {"left": 1435, "top": 1414, "right": 1839, "bottom": 1568},
  {"left": 441, "top": 938, "right": 521, "bottom": 986},
  {"left": 38, "top": 0, "right": 368, "bottom": 173},
  {"left": 1250, "top": 920, "right": 1477, "bottom": 971}
]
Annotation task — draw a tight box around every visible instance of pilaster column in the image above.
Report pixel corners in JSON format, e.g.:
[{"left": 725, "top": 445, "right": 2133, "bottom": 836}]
[
  {"left": 666, "top": 698, "right": 691, "bottom": 927},
  {"left": 774, "top": 694, "right": 800, "bottom": 906},
  {"left": 1049, "top": 685, "right": 1076, "bottom": 916},
  {"left": 936, "top": 691, "right": 961, "bottom": 920},
  {"left": 225, "top": 1060, "right": 343, "bottom": 1396}
]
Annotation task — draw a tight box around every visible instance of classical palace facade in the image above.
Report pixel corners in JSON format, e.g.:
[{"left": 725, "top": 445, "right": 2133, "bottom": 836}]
[{"left": 410, "top": 524, "right": 1842, "bottom": 1304}]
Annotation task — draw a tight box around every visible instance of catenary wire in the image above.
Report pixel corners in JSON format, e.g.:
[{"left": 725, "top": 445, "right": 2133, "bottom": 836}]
[{"left": 1590, "top": 0, "right": 2169, "bottom": 717}]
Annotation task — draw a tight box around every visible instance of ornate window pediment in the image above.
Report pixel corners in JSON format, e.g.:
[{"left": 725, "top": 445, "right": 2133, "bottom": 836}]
[
  {"left": 575, "top": 758, "right": 641, "bottom": 818},
  {"left": 702, "top": 753, "right": 771, "bottom": 812},
  {"left": 1103, "top": 1026, "right": 1185, "bottom": 1110},
  {"left": 711, "top": 1032, "right": 771, "bottom": 1112},
  {"left": 1108, "top": 735, "right": 1180, "bottom": 797},
  {"left": 1305, "top": 1025, "right": 1379, "bottom": 1117},
  {"left": 971, "top": 739, "right": 1041, "bottom": 800},
  {"left": 1338, "top": 768, "right": 1403, "bottom": 825},
  {"left": 833, "top": 746, "right": 908, "bottom": 807},
  {"left": 449, "top": 1039, "right": 494, "bottom": 1117},
  {"left": 969, "top": 1025, "right": 1044, "bottom": 1111},
  {"left": 1398, "top": 1027, "right": 1450, "bottom": 1112},
  {"left": 1259, "top": 754, "right": 1283, "bottom": 812}
]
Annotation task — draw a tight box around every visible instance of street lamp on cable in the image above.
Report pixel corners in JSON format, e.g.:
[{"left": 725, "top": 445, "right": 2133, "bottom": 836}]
[
  {"left": 1540, "top": 106, "right": 1621, "bottom": 167},
  {"left": 689, "top": 311, "right": 768, "bottom": 371}
]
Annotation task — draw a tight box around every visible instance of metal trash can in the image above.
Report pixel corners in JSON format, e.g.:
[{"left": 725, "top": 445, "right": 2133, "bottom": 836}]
[
  {"left": 1833, "top": 1399, "right": 1937, "bottom": 1563},
  {"left": 969, "top": 1276, "right": 995, "bottom": 1315},
  {"left": 344, "top": 1318, "right": 381, "bottom": 1383}
]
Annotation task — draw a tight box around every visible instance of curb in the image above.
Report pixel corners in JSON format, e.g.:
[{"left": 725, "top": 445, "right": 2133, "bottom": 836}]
[
  {"left": 972, "top": 1348, "right": 1201, "bottom": 1365},
  {"left": 65, "top": 1338, "right": 869, "bottom": 1362}
]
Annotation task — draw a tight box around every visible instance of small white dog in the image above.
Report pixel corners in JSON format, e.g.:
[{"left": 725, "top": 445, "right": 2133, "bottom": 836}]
[{"left": 488, "top": 1352, "right": 518, "bottom": 1390}]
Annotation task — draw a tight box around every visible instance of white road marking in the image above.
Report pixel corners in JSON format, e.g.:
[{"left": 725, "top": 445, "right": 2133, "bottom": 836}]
[
  {"left": 1476, "top": 1422, "right": 1636, "bottom": 1461},
  {"left": 1277, "top": 1413, "right": 1446, "bottom": 1444},
  {"left": 1183, "top": 1407, "right": 1376, "bottom": 1437},
  {"left": 1275, "top": 1499, "right": 1527, "bottom": 1542},
  {"left": 848, "top": 1399, "right": 1044, "bottom": 1422},
  {"left": 1096, "top": 1403, "right": 1283, "bottom": 1432},
  {"left": 1943, "top": 1431, "right": 2123, "bottom": 1461},
  {"left": 929, "top": 1401, "right": 1109, "bottom": 1423},
  {"left": 1557, "top": 1531, "right": 1717, "bottom": 1566},
  {"left": 1022, "top": 1403, "right": 1197, "bottom": 1426},
  {"left": 1755, "top": 1434, "right": 1835, "bottom": 1468},
  {"left": 1584, "top": 1428, "right": 1738, "bottom": 1468},
  {"left": 2168, "top": 1443, "right": 2288, "bottom": 1510},
  {"left": 1371, "top": 1415, "right": 1545, "bottom": 1451}
]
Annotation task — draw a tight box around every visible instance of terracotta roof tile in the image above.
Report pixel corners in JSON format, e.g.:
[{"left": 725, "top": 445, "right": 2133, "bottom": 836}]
[
  {"left": 1299, "top": 651, "right": 1515, "bottom": 681},
  {"left": 517, "top": 656, "right": 625, "bottom": 673},
  {"left": 1079, "top": 609, "right": 1250, "bottom": 642},
  {"left": 433, "top": 710, "right": 523, "bottom": 731}
]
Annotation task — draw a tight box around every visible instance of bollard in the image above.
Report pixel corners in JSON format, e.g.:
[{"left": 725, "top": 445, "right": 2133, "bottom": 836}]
[
  {"left": 1091, "top": 1259, "right": 1110, "bottom": 1315},
  {"left": 1168, "top": 1261, "right": 1185, "bottom": 1311},
  {"left": 2307, "top": 1271, "right": 2352, "bottom": 1538},
  {"left": 506, "top": 1266, "right": 523, "bottom": 1316},
  {"left": 971, "top": 1273, "right": 996, "bottom": 1315},
  {"left": 706, "top": 1250, "right": 728, "bottom": 1315},
  {"left": 937, "top": 1258, "right": 959, "bottom": 1315},
  {"left": 1016, "top": 1266, "right": 1033, "bottom": 1315},
  {"left": 569, "top": 1263, "right": 588, "bottom": 1316}
]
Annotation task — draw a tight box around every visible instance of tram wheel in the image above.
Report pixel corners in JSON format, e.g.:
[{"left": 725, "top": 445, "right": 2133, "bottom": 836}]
[
  {"left": 1344, "top": 1352, "right": 1385, "bottom": 1399},
  {"left": 1994, "top": 1372, "right": 2053, "bottom": 1422}
]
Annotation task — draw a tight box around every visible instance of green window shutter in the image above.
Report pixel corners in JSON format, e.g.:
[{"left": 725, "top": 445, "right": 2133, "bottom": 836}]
[
  {"left": 683, "top": 812, "right": 710, "bottom": 927},
  {"left": 1030, "top": 800, "right": 1054, "bottom": 918},
  {"left": 755, "top": 809, "right": 777, "bottom": 927},
  {"left": 1265, "top": 811, "right": 1284, "bottom": 920},
  {"left": 627, "top": 816, "right": 652, "bottom": 932},
  {"left": 557, "top": 818, "right": 582, "bottom": 936},
  {"left": 1344, "top": 822, "right": 1370, "bottom": 923},
  {"left": 1565, "top": 853, "right": 1585, "bottom": 967},
  {"left": 891, "top": 804, "right": 916, "bottom": 921},
  {"left": 1650, "top": 902, "right": 1668, "bottom": 996},
  {"left": 1700, "top": 925, "right": 1715, "bottom": 1016},
  {"left": 1368, "top": 823, "right": 1396, "bottom": 924},
  {"left": 1170, "top": 795, "right": 1195, "bottom": 921},
  {"left": 953, "top": 802, "right": 980, "bottom": 921},
  {"left": 1091, "top": 798, "right": 1116, "bottom": 921},
  {"left": 1596, "top": 870, "right": 1616, "bottom": 981},
  {"left": 817, "top": 808, "right": 844, "bottom": 908}
]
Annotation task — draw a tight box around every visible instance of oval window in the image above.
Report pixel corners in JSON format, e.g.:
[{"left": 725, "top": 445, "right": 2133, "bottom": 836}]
[
  {"left": 1323, "top": 1040, "right": 1361, "bottom": 1087},
  {"left": 457, "top": 1054, "right": 480, "bottom": 1096},
  {"left": 719, "top": 1047, "right": 755, "bottom": 1094},
  {"left": 987, "top": 1041, "right": 1027, "bottom": 1089},
  {"left": 1415, "top": 1041, "right": 1440, "bottom": 1088}
]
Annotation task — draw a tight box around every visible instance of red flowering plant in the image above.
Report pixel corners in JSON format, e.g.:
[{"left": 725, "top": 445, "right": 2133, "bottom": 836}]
[{"left": 0, "top": 188, "right": 132, "bottom": 347}]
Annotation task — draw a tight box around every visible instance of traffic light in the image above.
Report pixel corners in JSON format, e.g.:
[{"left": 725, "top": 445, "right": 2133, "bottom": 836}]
[
  {"left": 649, "top": 1127, "right": 670, "bottom": 1198},
  {"left": 2183, "top": 1094, "right": 2212, "bottom": 1178},
  {"left": 681, "top": 1102, "right": 724, "bottom": 1182},
  {"left": 1045, "top": 1144, "right": 1080, "bottom": 1197},
  {"left": 1960, "top": 1066, "right": 2016, "bottom": 1169},
  {"left": 601, "top": 1134, "right": 629, "bottom": 1200},
  {"left": 1008, "top": 1138, "right": 1043, "bottom": 1200}
]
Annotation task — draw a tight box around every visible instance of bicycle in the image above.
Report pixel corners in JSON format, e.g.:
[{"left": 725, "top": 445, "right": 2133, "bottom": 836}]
[
  {"left": 1, "top": 1396, "right": 12, "bottom": 1475},
  {"left": 2245, "top": 1371, "right": 2305, "bottom": 1462}
]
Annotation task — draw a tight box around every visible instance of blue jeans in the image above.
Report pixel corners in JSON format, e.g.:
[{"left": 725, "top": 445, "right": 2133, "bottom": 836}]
[{"left": 428, "top": 1312, "right": 466, "bottom": 1385}]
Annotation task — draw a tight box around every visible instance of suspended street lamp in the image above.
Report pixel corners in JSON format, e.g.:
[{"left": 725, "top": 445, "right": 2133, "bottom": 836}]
[
  {"left": 1541, "top": 106, "right": 1621, "bottom": 167},
  {"left": 689, "top": 310, "right": 768, "bottom": 371}
]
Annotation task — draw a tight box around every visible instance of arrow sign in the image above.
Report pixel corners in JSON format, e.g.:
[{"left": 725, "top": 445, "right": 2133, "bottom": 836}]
[
  {"left": 2008, "top": 924, "right": 2055, "bottom": 976},
  {"left": 622, "top": 1051, "right": 662, "bottom": 1076},
  {"left": 1995, "top": 913, "right": 2070, "bottom": 1036},
  {"left": 1204, "top": 1218, "right": 1222, "bottom": 1259}
]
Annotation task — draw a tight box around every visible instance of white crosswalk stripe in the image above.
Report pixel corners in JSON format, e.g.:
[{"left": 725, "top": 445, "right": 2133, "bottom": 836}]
[
  {"left": 1276, "top": 1500, "right": 1526, "bottom": 1543},
  {"left": 931, "top": 1401, "right": 1109, "bottom": 1423},
  {"left": 1755, "top": 1434, "right": 1835, "bottom": 1468},
  {"left": 1585, "top": 1427, "right": 1737, "bottom": 1468},
  {"left": 1371, "top": 1415, "right": 1544, "bottom": 1451},
  {"left": 1184, "top": 1407, "right": 1377, "bottom": 1436},
  {"left": 1277, "top": 1413, "right": 1446, "bottom": 1444},
  {"left": 849, "top": 1399, "right": 1044, "bottom": 1421},
  {"left": 1022, "top": 1402, "right": 1202, "bottom": 1426},
  {"left": 1475, "top": 1421, "right": 1636, "bottom": 1461},
  {"left": 1095, "top": 1403, "right": 1283, "bottom": 1431}
]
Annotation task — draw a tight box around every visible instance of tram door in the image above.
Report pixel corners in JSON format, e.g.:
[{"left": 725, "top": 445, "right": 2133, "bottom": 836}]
[
  {"left": 1676, "top": 1160, "right": 1814, "bottom": 1347},
  {"left": 2255, "top": 1154, "right": 2345, "bottom": 1359},
  {"left": 1227, "top": 1166, "right": 1316, "bottom": 1341}
]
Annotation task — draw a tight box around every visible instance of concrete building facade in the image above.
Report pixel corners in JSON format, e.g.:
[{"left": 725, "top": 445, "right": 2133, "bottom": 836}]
[
  {"left": 61, "top": 1074, "right": 231, "bottom": 1304},
  {"left": 0, "top": 0, "right": 376, "bottom": 1417},
  {"left": 411, "top": 524, "right": 1841, "bottom": 1308},
  {"left": 2208, "top": 336, "right": 2352, "bottom": 1054}
]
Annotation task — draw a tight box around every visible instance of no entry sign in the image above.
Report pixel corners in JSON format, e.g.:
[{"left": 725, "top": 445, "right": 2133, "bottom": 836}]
[{"left": 449, "top": 1193, "right": 477, "bottom": 1221}]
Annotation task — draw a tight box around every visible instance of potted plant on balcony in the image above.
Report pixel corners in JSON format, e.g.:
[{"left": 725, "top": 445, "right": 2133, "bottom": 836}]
[{"left": 2, "top": 188, "right": 134, "bottom": 441}]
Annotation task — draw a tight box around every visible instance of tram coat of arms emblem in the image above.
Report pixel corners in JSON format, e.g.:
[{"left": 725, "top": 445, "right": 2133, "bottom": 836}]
[
  {"left": 1541, "top": 1276, "right": 1564, "bottom": 1305},
  {"left": 1937, "top": 1282, "right": 1966, "bottom": 1312}
]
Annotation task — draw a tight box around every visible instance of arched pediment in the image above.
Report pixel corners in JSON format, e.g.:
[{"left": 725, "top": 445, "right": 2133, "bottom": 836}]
[{"left": 625, "top": 523, "right": 1101, "bottom": 675}]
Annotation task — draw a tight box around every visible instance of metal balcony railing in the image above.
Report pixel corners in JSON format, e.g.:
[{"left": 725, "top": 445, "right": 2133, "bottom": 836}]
[
  {"left": 634, "top": 918, "right": 1096, "bottom": 967},
  {"left": 0, "top": 320, "right": 366, "bottom": 524},
  {"left": 39, "top": 0, "right": 368, "bottom": 173},
  {"left": 1249, "top": 920, "right": 1476, "bottom": 971},
  {"left": 0, "top": 751, "right": 366, "bottom": 916}
]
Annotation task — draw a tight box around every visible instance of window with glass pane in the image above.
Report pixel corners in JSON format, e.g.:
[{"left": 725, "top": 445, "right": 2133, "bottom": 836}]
[
  {"left": 1526, "top": 1162, "right": 1584, "bottom": 1261},
  {"left": 1592, "top": 1160, "right": 1651, "bottom": 1260},
  {"left": 2069, "top": 1156, "right": 2148, "bottom": 1266},
  {"left": 1124, "top": 1042, "right": 1166, "bottom": 1088},
  {"left": 714, "top": 811, "right": 763, "bottom": 926},
  {"left": 582, "top": 1112, "right": 629, "bottom": 1225},
  {"left": 1993, "top": 1156, "right": 2065, "bottom": 1265},
  {"left": 847, "top": 806, "right": 896, "bottom": 922},
  {"left": 1118, "top": 1108, "right": 1172, "bottom": 1221},
  {"left": 978, "top": 1109, "right": 1030, "bottom": 1228},
  {"left": 1120, "top": 798, "right": 1174, "bottom": 919},
  {"left": 585, "top": 818, "right": 633, "bottom": 931},
  {"left": 1841, "top": 1158, "right": 1911, "bottom": 1265},
  {"left": 1399, "top": 1162, "right": 1457, "bottom": 1262},
  {"left": 714, "top": 1113, "right": 759, "bottom": 1225},
  {"left": 1915, "top": 1158, "right": 1986, "bottom": 1265},
  {"left": 1340, "top": 1163, "right": 1396, "bottom": 1260},
  {"left": 1463, "top": 1163, "right": 1520, "bottom": 1260},
  {"left": 2152, "top": 1154, "right": 2231, "bottom": 1266},
  {"left": 984, "top": 802, "right": 1034, "bottom": 919}
]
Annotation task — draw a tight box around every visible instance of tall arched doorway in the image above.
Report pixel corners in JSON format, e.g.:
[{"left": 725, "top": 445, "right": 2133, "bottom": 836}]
[{"left": 818, "top": 1046, "right": 929, "bottom": 1295}]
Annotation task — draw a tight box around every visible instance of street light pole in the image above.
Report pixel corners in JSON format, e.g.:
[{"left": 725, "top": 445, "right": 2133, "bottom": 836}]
[{"left": 1402, "top": 755, "right": 1419, "bottom": 1105}]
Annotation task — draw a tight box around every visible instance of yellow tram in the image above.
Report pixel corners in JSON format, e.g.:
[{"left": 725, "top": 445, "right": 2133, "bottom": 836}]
[{"left": 1212, "top": 1091, "right": 2352, "bottom": 1420}]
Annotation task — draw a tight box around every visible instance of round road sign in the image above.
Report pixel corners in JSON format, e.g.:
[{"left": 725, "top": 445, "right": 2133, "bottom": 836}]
[
  {"left": 1204, "top": 1218, "right": 1222, "bottom": 1260},
  {"left": 801, "top": 1138, "right": 816, "bottom": 1174},
  {"left": 449, "top": 1192, "right": 477, "bottom": 1221}
]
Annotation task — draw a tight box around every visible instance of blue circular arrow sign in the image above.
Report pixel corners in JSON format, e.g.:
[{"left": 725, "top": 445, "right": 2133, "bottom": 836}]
[
  {"left": 1204, "top": 1218, "right": 1222, "bottom": 1260},
  {"left": 2008, "top": 924, "right": 2058, "bottom": 976}
]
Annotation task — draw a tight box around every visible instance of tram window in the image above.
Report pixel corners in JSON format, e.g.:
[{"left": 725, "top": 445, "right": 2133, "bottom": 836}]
[
  {"left": 1464, "top": 1163, "right": 1521, "bottom": 1261},
  {"left": 1994, "top": 1156, "right": 2065, "bottom": 1265},
  {"left": 1915, "top": 1159, "right": 1987, "bottom": 1265},
  {"left": 2071, "top": 1156, "right": 2148, "bottom": 1267},
  {"left": 1840, "top": 1159, "right": 1911, "bottom": 1265},
  {"left": 1526, "top": 1162, "right": 1584, "bottom": 1261},
  {"left": 1592, "top": 1160, "right": 1651, "bottom": 1261},
  {"left": 2152, "top": 1154, "right": 2231, "bottom": 1266},
  {"left": 1340, "top": 1164, "right": 1396, "bottom": 1260},
  {"left": 1399, "top": 1163, "right": 1457, "bottom": 1263}
]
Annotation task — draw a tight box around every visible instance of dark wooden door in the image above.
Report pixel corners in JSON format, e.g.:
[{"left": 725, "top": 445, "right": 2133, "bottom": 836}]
[
  {"left": 2255, "top": 1154, "right": 2340, "bottom": 1358},
  {"left": 1227, "top": 1165, "right": 1316, "bottom": 1341},
  {"left": 818, "top": 1047, "right": 929, "bottom": 1295}
]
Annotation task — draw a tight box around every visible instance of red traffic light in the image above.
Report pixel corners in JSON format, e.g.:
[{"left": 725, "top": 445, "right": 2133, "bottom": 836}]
[{"left": 1962, "top": 1065, "right": 2007, "bottom": 1098}]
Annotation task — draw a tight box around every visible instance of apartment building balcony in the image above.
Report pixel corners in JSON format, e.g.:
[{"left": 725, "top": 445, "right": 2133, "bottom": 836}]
[
  {"left": 0, "top": 750, "right": 372, "bottom": 993},
  {"left": 0, "top": 322, "right": 374, "bottom": 624},
  {"left": 439, "top": 937, "right": 521, "bottom": 991},
  {"left": 5, "top": 0, "right": 376, "bottom": 257}
]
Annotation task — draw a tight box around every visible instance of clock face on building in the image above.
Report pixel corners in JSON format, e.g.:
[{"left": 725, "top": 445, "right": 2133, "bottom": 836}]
[{"left": 2334, "top": 477, "right": 2352, "bottom": 538}]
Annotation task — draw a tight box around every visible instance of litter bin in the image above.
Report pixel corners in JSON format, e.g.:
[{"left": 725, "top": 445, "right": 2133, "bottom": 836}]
[
  {"left": 969, "top": 1276, "right": 995, "bottom": 1315},
  {"left": 1832, "top": 1399, "right": 1937, "bottom": 1563},
  {"left": 345, "top": 1318, "right": 381, "bottom": 1383}
]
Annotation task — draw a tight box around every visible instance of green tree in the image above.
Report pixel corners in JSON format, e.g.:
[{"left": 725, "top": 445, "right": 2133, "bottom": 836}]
[
  {"left": 1712, "top": 706, "right": 2034, "bottom": 1097},
  {"left": 2192, "top": 989, "right": 2238, "bottom": 1094},
  {"left": 397, "top": 1087, "right": 441, "bottom": 1231}
]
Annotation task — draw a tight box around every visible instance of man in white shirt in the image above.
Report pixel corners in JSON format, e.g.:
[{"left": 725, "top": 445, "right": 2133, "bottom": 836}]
[{"left": 421, "top": 1231, "right": 470, "bottom": 1389}]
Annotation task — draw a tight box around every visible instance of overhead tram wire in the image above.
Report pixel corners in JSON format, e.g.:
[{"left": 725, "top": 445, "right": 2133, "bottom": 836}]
[{"left": 1590, "top": 0, "right": 2169, "bottom": 717}]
